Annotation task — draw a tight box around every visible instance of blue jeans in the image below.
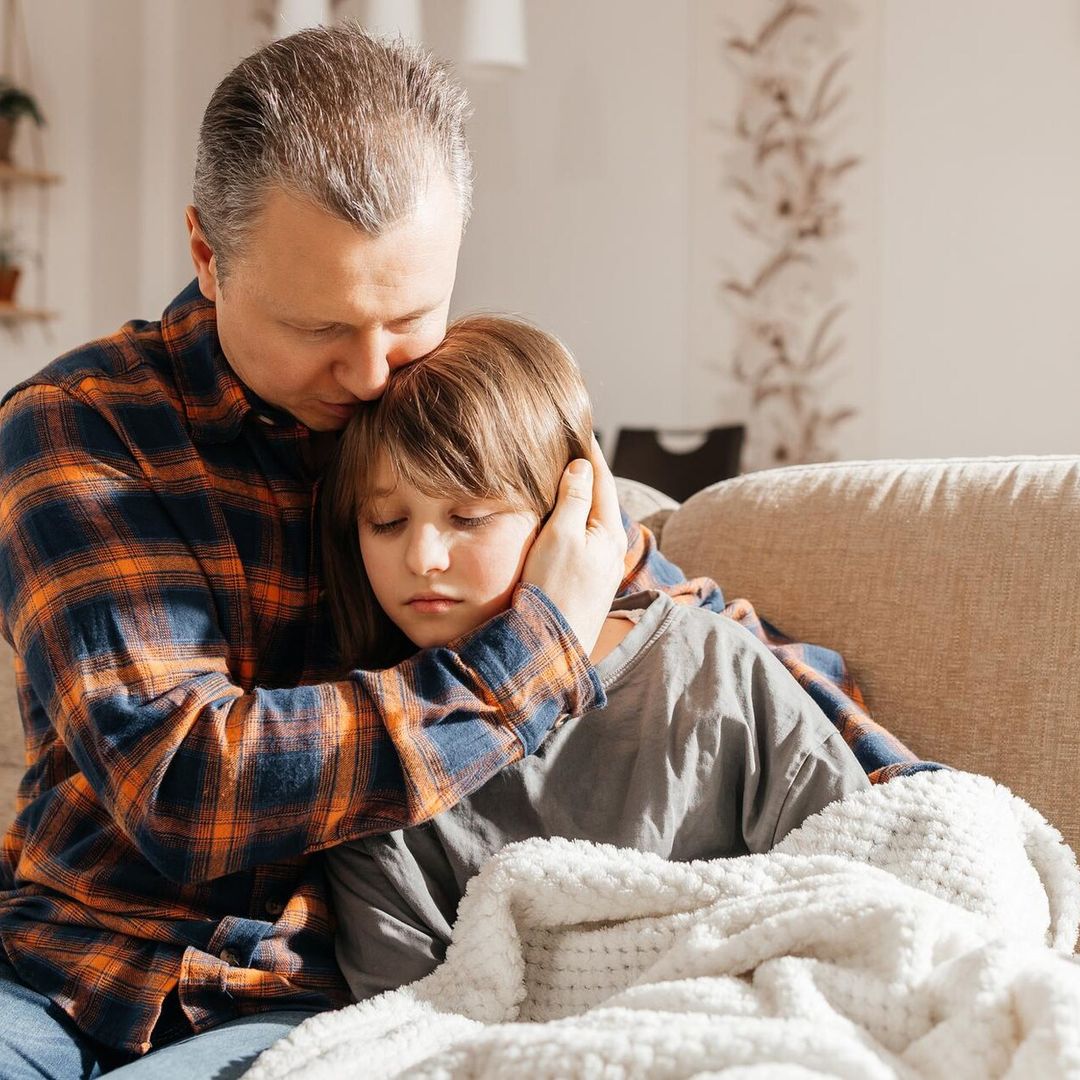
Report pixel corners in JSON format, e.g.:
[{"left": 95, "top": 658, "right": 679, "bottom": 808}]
[{"left": 0, "top": 956, "right": 320, "bottom": 1078}]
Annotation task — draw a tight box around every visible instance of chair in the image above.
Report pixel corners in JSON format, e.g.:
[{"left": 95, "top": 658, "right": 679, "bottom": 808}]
[{"left": 612, "top": 426, "right": 744, "bottom": 503}]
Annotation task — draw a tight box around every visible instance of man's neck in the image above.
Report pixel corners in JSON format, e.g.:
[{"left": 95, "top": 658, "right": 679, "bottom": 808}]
[{"left": 303, "top": 430, "right": 341, "bottom": 478}]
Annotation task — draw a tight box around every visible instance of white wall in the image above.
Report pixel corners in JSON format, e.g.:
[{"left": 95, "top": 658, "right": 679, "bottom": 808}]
[
  {"left": 1, "top": 0, "right": 94, "bottom": 381},
  {"left": 874, "top": 0, "right": 1080, "bottom": 457},
  {"left": 0, "top": 0, "right": 252, "bottom": 386},
  {"left": 4, "top": 0, "right": 1080, "bottom": 462},
  {"left": 446, "top": 0, "right": 692, "bottom": 448},
  {"left": 686, "top": 0, "right": 884, "bottom": 466}
]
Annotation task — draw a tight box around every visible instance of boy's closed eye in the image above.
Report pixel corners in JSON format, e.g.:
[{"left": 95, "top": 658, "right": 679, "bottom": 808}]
[{"left": 360, "top": 504, "right": 506, "bottom": 535}]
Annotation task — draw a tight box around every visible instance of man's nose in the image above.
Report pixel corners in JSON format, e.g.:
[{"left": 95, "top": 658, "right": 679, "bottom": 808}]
[
  {"left": 405, "top": 524, "right": 451, "bottom": 576},
  {"left": 332, "top": 332, "right": 394, "bottom": 401}
]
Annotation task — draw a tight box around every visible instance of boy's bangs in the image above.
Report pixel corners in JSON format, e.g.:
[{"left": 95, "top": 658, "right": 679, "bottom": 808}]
[{"left": 355, "top": 417, "right": 530, "bottom": 513}]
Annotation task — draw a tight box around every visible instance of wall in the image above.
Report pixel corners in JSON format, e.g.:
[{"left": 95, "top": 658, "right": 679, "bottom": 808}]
[
  {"left": 874, "top": 0, "right": 1080, "bottom": 458},
  {"left": 3, "top": 1, "right": 1080, "bottom": 461},
  {"left": 686, "top": 1, "right": 884, "bottom": 467},
  {"left": 1, "top": 0, "right": 254, "bottom": 384},
  {"left": 2, "top": 0, "right": 94, "bottom": 381},
  {"left": 443, "top": 0, "right": 693, "bottom": 448}
]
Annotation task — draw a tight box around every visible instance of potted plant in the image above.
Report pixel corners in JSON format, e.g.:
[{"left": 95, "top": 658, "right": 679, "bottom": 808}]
[
  {"left": 0, "top": 78, "right": 45, "bottom": 166},
  {"left": 0, "top": 229, "right": 21, "bottom": 305}
]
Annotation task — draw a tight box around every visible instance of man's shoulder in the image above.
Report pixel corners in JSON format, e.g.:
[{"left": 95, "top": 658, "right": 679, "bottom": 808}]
[
  {"left": 3, "top": 319, "right": 175, "bottom": 415},
  {"left": 2, "top": 281, "right": 216, "bottom": 421}
]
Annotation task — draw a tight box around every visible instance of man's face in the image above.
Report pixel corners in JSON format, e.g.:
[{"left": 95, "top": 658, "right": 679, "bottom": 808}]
[
  {"left": 186, "top": 173, "right": 463, "bottom": 431},
  {"left": 358, "top": 456, "right": 541, "bottom": 649}
]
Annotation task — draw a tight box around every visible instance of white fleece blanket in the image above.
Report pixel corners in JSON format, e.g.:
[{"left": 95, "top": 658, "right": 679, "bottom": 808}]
[{"left": 247, "top": 771, "right": 1080, "bottom": 1079}]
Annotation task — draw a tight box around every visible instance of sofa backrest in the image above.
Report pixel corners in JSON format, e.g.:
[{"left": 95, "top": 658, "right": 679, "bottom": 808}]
[{"left": 658, "top": 456, "right": 1080, "bottom": 856}]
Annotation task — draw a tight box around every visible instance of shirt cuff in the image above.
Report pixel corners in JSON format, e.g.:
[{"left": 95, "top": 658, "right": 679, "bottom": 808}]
[{"left": 455, "top": 582, "right": 606, "bottom": 756}]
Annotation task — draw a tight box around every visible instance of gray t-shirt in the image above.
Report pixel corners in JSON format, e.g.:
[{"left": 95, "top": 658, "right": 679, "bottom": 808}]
[{"left": 326, "top": 590, "right": 870, "bottom": 1002}]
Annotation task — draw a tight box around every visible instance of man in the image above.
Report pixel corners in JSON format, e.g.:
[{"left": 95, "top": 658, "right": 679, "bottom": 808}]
[{"left": 0, "top": 26, "right": 628, "bottom": 1078}]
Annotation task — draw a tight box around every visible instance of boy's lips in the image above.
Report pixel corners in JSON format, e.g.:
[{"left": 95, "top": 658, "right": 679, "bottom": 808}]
[{"left": 406, "top": 595, "right": 463, "bottom": 614}]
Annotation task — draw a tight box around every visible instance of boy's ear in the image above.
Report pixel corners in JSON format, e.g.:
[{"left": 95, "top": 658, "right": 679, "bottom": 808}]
[{"left": 185, "top": 205, "right": 219, "bottom": 302}]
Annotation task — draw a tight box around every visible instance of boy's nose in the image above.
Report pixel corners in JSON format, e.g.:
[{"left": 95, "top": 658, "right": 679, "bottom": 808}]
[{"left": 406, "top": 525, "right": 451, "bottom": 576}]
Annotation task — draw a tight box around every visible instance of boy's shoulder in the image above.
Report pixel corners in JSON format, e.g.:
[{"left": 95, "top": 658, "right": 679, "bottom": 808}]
[
  {"left": 602, "top": 589, "right": 788, "bottom": 676},
  {"left": 601, "top": 590, "right": 835, "bottom": 734}
]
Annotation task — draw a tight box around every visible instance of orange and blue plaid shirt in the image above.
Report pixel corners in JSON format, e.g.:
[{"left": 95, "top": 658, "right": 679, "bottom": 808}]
[{"left": 0, "top": 280, "right": 930, "bottom": 1056}]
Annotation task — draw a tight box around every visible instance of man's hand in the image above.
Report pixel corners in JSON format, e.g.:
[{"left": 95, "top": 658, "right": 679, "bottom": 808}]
[{"left": 522, "top": 437, "right": 627, "bottom": 654}]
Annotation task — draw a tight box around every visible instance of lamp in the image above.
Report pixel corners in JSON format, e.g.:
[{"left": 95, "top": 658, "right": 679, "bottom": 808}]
[
  {"left": 462, "top": 0, "right": 527, "bottom": 71},
  {"left": 364, "top": 0, "right": 423, "bottom": 44}
]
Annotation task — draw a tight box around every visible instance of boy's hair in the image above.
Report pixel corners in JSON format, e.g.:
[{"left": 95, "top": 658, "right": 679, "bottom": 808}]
[
  {"left": 193, "top": 23, "right": 473, "bottom": 283},
  {"left": 322, "top": 315, "right": 594, "bottom": 669}
]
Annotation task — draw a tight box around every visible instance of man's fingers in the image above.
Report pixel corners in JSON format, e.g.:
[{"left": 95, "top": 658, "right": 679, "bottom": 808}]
[
  {"left": 587, "top": 437, "right": 624, "bottom": 542},
  {"left": 550, "top": 457, "right": 593, "bottom": 522},
  {"left": 521, "top": 451, "right": 625, "bottom": 652}
]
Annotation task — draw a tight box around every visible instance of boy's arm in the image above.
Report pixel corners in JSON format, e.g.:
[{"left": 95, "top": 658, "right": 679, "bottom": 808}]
[
  {"left": 620, "top": 511, "right": 931, "bottom": 779},
  {"left": 768, "top": 731, "right": 871, "bottom": 848}
]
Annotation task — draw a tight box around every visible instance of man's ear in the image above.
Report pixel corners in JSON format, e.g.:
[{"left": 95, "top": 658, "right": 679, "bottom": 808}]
[{"left": 185, "top": 205, "right": 219, "bottom": 302}]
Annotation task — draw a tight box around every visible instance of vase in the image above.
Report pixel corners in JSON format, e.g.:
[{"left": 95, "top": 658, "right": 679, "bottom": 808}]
[
  {"left": 0, "top": 118, "right": 14, "bottom": 165},
  {"left": 0, "top": 266, "right": 20, "bottom": 304}
]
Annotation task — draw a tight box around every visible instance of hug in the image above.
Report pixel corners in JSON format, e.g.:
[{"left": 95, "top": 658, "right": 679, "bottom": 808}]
[{"left": 0, "top": 20, "right": 1075, "bottom": 1080}]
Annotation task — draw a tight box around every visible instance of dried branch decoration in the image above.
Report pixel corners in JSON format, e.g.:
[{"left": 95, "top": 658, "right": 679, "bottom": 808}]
[{"left": 719, "top": 0, "right": 861, "bottom": 468}]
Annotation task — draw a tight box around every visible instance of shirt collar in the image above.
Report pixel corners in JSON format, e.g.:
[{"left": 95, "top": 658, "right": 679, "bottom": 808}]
[{"left": 161, "top": 279, "right": 298, "bottom": 444}]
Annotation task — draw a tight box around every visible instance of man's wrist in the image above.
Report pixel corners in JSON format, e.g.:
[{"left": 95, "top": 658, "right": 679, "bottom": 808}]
[{"left": 455, "top": 583, "right": 605, "bottom": 755}]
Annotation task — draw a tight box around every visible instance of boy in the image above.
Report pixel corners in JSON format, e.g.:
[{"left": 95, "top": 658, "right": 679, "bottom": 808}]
[{"left": 319, "top": 315, "right": 871, "bottom": 1001}]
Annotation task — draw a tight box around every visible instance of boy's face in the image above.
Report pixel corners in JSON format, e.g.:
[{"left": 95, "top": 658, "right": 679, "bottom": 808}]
[{"left": 358, "top": 458, "right": 541, "bottom": 649}]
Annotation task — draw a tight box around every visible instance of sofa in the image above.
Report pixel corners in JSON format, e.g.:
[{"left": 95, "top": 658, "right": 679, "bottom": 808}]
[{"left": 1, "top": 455, "right": 1078, "bottom": 858}]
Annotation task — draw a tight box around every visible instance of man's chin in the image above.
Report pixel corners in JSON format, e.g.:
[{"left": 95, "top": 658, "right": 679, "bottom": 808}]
[{"left": 297, "top": 411, "right": 349, "bottom": 433}]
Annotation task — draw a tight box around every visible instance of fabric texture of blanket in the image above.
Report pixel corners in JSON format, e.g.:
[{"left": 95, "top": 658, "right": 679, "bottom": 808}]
[{"left": 246, "top": 770, "right": 1080, "bottom": 1079}]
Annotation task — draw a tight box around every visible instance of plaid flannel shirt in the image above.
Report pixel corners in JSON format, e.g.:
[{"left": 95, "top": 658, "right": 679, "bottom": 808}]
[{"left": 0, "top": 280, "right": 928, "bottom": 1056}]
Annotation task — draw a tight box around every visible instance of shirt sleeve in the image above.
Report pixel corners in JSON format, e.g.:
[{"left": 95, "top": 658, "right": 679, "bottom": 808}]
[
  {"left": 618, "top": 510, "right": 726, "bottom": 611},
  {"left": 769, "top": 731, "right": 872, "bottom": 846},
  {"left": 0, "top": 383, "right": 603, "bottom": 884}
]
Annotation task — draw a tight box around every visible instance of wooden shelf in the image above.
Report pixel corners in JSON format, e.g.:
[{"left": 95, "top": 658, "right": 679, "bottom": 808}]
[
  {"left": 0, "top": 301, "right": 56, "bottom": 323},
  {"left": 0, "top": 162, "right": 61, "bottom": 187}
]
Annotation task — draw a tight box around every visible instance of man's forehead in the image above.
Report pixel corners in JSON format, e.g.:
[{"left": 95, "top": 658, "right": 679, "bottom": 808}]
[{"left": 238, "top": 184, "right": 461, "bottom": 319}]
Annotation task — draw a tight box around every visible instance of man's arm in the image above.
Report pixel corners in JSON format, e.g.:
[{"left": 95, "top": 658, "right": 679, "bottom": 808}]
[
  {"left": 0, "top": 384, "right": 618, "bottom": 884},
  {"left": 617, "top": 511, "right": 726, "bottom": 611}
]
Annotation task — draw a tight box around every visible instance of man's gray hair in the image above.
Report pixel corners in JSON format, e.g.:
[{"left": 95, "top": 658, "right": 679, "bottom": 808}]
[{"left": 193, "top": 22, "right": 473, "bottom": 281}]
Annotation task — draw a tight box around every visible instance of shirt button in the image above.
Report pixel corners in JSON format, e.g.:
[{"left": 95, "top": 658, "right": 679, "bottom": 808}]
[
  {"left": 264, "top": 898, "right": 285, "bottom": 918},
  {"left": 256, "top": 414, "right": 276, "bottom": 426},
  {"left": 219, "top": 948, "right": 241, "bottom": 966}
]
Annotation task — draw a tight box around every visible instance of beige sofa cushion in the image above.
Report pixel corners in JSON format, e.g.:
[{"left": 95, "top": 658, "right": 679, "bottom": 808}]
[
  {"left": 614, "top": 476, "right": 678, "bottom": 543},
  {"left": 660, "top": 456, "right": 1080, "bottom": 855}
]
